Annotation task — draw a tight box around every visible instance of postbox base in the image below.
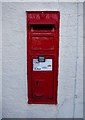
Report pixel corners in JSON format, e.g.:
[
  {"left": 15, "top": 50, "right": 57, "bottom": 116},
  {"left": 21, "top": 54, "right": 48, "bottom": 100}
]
[{"left": 28, "top": 99, "right": 57, "bottom": 104}]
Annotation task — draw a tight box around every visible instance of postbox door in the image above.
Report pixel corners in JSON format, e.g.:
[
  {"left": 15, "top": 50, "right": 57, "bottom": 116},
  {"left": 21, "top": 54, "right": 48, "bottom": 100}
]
[{"left": 31, "top": 56, "right": 54, "bottom": 99}]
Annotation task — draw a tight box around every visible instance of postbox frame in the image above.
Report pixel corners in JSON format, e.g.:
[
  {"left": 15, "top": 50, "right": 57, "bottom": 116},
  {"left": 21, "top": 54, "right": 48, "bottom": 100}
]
[{"left": 26, "top": 11, "right": 60, "bottom": 104}]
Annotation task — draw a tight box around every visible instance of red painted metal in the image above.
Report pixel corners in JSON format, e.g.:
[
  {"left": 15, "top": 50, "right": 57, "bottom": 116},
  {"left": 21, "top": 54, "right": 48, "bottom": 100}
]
[{"left": 26, "top": 11, "right": 60, "bottom": 104}]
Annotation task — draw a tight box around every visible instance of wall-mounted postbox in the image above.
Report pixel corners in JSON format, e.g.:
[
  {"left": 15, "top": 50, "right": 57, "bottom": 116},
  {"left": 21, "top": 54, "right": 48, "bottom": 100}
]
[{"left": 26, "top": 11, "right": 60, "bottom": 104}]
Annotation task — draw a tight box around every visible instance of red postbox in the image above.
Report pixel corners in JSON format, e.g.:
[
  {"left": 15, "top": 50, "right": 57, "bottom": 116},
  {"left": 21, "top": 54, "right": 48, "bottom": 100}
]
[{"left": 26, "top": 11, "right": 60, "bottom": 104}]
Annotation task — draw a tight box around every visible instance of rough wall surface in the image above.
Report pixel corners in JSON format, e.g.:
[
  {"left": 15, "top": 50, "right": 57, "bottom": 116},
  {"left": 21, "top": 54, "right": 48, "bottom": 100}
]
[
  {"left": 1, "top": 0, "right": 85, "bottom": 2},
  {"left": 83, "top": 2, "right": 85, "bottom": 120},
  {"left": 2, "top": 2, "right": 83, "bottom": 118},
  {"left": 0, "top": 2, "right": 2, "bottom": 120}
]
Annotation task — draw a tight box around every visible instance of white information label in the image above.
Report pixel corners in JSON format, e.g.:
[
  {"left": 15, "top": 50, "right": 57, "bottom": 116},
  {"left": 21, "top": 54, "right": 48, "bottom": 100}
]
[{"left": 33, "top": 59, "right": 52, "bottom": 71}]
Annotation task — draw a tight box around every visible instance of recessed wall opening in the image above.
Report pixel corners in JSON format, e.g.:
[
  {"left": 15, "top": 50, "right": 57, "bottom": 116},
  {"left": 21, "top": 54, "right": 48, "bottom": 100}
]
[{"left": 30, "top": 24, "right": 55, "bottom": 30}]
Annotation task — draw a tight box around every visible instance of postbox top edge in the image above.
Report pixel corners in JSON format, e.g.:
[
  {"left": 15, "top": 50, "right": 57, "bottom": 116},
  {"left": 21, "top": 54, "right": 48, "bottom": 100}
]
[{"left": 26, "top": 11, "right": 60, "bottom": 21}]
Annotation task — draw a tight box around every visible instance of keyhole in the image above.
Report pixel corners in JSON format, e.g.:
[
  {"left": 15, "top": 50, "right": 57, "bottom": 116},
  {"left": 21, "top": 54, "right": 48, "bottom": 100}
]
[{"left": 36, "top": 81, "right": 38, "bottom": 85}]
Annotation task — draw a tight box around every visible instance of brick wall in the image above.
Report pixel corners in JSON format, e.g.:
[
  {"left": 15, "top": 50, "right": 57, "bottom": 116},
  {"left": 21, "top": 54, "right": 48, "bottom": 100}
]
[{"left": 2, "top": 2, "right": 83, "bottom": 118}]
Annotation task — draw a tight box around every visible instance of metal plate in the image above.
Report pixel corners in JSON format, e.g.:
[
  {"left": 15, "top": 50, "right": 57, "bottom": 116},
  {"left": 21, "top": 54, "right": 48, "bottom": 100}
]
[{"left": 33, "top": 59, "right": 52, "bottom": 71}]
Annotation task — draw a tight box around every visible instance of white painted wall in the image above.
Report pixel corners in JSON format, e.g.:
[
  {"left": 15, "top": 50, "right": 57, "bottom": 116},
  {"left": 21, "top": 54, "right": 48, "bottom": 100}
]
[
  {"left": 1, "top": 0, "right": 85, "bottom": 2},
  {"left": 0, "top": 2, "right": 2, "bottom": 120},
  {"left": 2, "top": 2, "right": 83, "bottom": 118}
]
